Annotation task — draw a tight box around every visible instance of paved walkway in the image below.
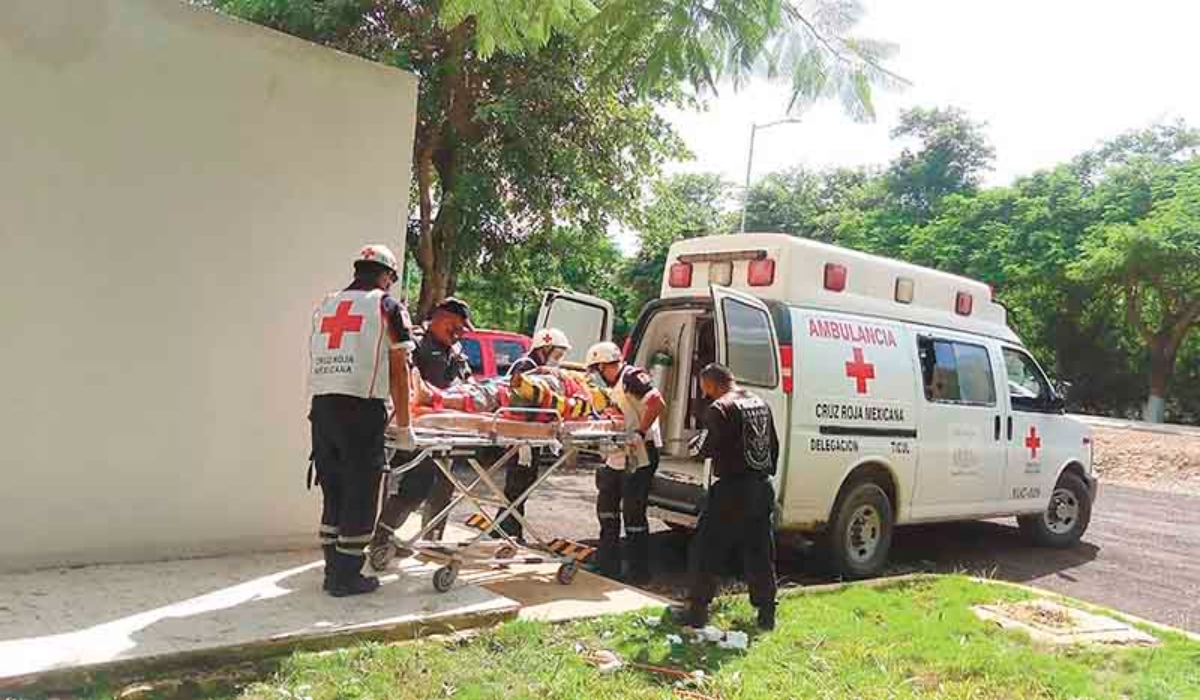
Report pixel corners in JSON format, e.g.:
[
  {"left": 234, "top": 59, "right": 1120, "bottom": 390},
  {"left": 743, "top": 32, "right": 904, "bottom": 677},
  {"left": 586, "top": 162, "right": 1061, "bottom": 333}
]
[{"left": 0, "top": 523, "right": 671, "bottom": 693}]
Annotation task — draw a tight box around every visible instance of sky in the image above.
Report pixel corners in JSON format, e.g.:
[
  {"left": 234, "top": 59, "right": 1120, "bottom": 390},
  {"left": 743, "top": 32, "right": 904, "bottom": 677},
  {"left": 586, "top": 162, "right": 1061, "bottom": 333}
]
[{"left": 624, "top": 0, "right": 1200, "bottom": 252}]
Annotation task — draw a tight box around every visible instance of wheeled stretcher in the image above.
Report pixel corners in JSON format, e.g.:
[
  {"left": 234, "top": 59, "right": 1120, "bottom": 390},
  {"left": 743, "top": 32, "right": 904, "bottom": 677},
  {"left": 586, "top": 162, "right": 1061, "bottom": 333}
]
[{"left": 374, "top": 408, "right": 628, "bottom": 592}]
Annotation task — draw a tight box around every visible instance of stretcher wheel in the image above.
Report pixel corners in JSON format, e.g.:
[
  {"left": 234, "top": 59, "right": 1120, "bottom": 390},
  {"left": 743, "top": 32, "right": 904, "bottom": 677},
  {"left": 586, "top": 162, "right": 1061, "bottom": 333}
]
[
  {"left": 433, "top": 564, "right": 459, "bottom": 592},
  {"left": 496, "top": 544, "right": 517, "bottom": 560},
  {"left": 369, "top": 543, "right": 394, "bottom": 572},
  {"left": 556, "top": 561, "right": 578, "bottom": 585}
]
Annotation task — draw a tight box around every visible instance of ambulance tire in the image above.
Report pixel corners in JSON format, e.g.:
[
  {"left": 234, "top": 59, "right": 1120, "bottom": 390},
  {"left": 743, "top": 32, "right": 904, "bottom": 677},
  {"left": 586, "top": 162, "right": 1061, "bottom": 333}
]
[
  {"left": 1018, "top": 472, "right": 1091, "bottom": 548},
  {"left": 826, "top": 479, "right": 894, "bottom": 580}
]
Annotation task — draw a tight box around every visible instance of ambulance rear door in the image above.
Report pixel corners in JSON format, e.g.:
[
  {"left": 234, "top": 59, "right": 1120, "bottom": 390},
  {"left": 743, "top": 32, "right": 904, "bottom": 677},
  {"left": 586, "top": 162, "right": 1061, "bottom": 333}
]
[
  {"left": 711, "top": 285, "right": 788, "bottom": 493},
  {"left": 534, "top": 289, "right": 615, "bottom": 365}
]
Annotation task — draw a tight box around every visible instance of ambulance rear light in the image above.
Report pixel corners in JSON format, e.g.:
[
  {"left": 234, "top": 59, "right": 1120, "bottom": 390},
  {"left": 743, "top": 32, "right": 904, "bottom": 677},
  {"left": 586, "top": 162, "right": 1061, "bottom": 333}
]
[
  {"left": 955, "top": 291, "right": 974, "bottom": 316},
  {"left": 895, "top": 277, "right": 914, "bottom": 304},
  {"left": 709, "top": 261, "right": 733, "bottom": 286},
  {"left": 668, "top": 262, "right": 693, "bottom": 288},
  {"left": 748, "top": 258, "right": 776, "bottom": 286},
  {"left": 779, "top": 343, "right": 794, "bottom": 394},
  {"left": 621, "top": 336, "right": 632, "bottom": 359},
  {"left": 824, "top": 263, "right": 847, "bottom": 292}
]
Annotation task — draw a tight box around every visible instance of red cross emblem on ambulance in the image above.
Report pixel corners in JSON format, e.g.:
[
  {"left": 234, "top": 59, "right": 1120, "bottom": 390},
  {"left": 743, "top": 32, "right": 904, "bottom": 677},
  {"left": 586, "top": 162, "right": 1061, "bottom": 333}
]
[
  {"left": 320, "top": 301, "right": 364, "bottom": 349},
  {"left": 844, "top": 347, "right": 876, "bottom": 394},
  {"left": 1025, "top": 426, "right": 1042, "bottom": 460}
]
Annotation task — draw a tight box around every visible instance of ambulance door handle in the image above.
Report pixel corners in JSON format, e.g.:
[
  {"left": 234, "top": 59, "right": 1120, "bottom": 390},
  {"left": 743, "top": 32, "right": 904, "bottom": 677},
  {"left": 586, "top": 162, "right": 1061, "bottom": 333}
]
[
  {"left": 1006, "top": 416, "right": 1013, "bottom": 441},
  {"left": 994, "top": 415, "right": 1001, "bottom": 441}
]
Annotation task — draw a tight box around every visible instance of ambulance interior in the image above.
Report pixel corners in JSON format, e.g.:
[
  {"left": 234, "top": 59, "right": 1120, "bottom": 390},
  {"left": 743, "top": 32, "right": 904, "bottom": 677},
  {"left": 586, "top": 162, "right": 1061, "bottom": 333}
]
[{"left": 629, "top": 305, "right": 716, "bottom": 501}]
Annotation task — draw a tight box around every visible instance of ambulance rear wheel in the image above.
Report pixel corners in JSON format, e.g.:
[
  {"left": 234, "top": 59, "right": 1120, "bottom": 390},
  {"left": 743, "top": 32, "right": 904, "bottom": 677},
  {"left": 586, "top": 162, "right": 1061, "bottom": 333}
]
[
  {"left": 827, "top": 480, "right": 894, "bottom": 580},
  {"left": 1019, "top": 472, "right": 1091, "bottom": 548}
]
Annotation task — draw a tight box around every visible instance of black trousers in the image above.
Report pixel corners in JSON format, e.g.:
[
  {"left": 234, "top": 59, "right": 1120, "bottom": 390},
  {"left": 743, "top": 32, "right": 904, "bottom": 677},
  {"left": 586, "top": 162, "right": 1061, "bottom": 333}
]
[
  {"left": 690, "top": 474, "right": 777, "bottom": 609},
  {"left": 496, "top": 449, "right": 540, "bottom": 538},
  {"left": 595, "top": 444, "right": 660, "bottom": 578},
  {"left": 374, "top": 452, "right": 456, "bottom": 543},
  {"left": 310, "top": 395, "right": 387, "bottom": 558}
]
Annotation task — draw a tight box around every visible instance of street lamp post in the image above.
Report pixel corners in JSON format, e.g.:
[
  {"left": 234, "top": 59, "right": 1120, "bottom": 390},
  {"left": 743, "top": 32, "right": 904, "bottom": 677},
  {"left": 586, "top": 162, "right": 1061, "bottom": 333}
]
[{"left": 740, "top": 118, "right": 803, "bottom": 233}]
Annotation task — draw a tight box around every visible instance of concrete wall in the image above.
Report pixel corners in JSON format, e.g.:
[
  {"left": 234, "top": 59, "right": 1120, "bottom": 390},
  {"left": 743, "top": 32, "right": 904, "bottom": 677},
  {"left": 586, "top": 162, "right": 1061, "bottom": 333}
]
[{"left": 0, "top": 0, "right": 418, "bottom": 571}]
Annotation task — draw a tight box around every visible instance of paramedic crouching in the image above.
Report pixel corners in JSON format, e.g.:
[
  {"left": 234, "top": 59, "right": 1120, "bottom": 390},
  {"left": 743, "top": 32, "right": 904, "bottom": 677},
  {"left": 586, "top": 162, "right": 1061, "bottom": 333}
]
[
  {"left": 369, "top": 297, "right": 474, "bottom": 569},
  {"left": 309, "top": 245, "right": 413, "bottom": 597},
  {"left": 586, "top": 341, "right": 665, "bottom": 585},
  {"left": 674, "top": 363, "right": 780, "bottom": 630}
]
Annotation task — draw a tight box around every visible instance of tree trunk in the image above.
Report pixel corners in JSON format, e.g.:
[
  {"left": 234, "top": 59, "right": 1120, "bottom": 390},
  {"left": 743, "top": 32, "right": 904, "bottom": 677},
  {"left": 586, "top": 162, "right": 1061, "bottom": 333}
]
[{"left": 1144, "top": 339, "right": 1176, "bottom": 423}]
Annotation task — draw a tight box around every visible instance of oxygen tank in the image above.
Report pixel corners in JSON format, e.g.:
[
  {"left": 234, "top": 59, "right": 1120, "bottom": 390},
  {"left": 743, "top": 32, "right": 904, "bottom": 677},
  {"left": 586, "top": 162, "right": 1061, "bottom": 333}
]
[{"left": 648, "top": 350, "right": 674, "bottom": 394}]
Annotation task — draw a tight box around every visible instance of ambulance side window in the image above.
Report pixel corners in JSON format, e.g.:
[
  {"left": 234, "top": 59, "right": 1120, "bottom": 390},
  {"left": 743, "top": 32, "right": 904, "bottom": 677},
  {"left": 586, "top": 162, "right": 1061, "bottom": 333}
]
[
  {"left": 722, "top": 298, "right": 777, "bottom": 388},
  {"left": 1002, "top": 348, "right": 1051, "bottom": 411},
  {"left": 918, "top": 337, "right": 996, "bottom": 406}
]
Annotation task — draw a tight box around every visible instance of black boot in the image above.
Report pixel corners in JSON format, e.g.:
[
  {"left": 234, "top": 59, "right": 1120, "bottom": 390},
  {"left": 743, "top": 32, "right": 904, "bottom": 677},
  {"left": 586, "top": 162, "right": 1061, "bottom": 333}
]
[
  {"left": 668, "top": 603, "right": 709, "bottom": 629},
  {"left": 756, "top": 603, "right": 776, "bottom": 631},
  {"left": 329, "top": 552, "right": 380, "bottom": 597},
  {"left": 322, "top": 545, "right": 336, "bottom": 592}
]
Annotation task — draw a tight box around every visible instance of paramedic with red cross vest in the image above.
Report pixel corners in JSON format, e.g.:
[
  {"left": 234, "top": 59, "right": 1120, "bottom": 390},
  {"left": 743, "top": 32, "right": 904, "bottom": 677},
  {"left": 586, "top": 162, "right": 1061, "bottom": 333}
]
[
  {"left": 586, "top": 341, "right": 665, "bottom": 585},
  {"left": 308, "top": 245, "right": 414, "bottom": 597}
]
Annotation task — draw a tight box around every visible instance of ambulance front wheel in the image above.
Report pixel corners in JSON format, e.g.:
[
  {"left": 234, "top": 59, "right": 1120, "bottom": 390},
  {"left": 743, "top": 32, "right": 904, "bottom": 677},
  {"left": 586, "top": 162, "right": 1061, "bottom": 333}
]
[
  {"left": 1018, "top": 472, "right": 1092, "bottom": 548},
  {"left": 827, "top": 479, "right": 894, "bottom": 580}
]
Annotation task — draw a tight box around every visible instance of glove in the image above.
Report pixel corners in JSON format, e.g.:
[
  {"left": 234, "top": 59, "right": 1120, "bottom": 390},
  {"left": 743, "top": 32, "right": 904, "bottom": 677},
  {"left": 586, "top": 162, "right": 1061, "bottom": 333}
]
[
  {"left": 688, "top": 430, "right": 707, "bottom": 459},
  {"left": 392, "top": 426, "right": 418, "bottom": 452}
]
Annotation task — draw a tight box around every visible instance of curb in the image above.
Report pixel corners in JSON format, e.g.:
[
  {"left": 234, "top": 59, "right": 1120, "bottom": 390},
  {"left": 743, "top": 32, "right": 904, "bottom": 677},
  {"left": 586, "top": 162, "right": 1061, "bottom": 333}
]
[{"left": 0, "top": 603, "right": 517, "bottom": 696}]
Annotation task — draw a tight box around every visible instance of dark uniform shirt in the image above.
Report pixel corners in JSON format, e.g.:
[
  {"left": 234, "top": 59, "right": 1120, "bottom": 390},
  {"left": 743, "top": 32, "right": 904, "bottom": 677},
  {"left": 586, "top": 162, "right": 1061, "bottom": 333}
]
[
  {"left": 414, "top": 332, "right": 472, "bottom": 390},
  {"left": 344, "top": 279, "right": 412, "bottom": 346},
  {"left": 699, "top": 389, "right": 779, "bottom": 479}
]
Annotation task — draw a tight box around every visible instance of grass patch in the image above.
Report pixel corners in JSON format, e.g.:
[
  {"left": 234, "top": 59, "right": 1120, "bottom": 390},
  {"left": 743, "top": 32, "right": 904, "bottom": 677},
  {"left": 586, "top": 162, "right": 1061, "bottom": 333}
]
[{"left": 93, "top": 577, "right": 1200, "bottom": 700}]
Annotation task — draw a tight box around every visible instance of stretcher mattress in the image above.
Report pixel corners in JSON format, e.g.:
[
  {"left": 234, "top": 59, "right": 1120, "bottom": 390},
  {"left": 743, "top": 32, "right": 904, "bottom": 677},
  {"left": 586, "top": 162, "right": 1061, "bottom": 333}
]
[{"left": 389, "top": 411, "right": 625, "bottom": 442}]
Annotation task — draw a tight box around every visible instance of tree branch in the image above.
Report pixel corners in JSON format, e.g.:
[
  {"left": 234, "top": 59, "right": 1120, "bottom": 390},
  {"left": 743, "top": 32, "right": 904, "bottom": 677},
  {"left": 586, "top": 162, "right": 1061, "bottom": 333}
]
[
  {"left": 1125, "top": 283, "right": 1156, "bottom": 345},
  {"left": 786, "top": 5, "right": 911, "bottom": 86}
]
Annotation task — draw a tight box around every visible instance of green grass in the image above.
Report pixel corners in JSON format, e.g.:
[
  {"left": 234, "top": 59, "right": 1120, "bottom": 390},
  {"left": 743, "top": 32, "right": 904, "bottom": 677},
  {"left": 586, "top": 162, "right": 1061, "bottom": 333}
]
[{"left": 102, "top": 577, "right": 1200, "bottom": 700}]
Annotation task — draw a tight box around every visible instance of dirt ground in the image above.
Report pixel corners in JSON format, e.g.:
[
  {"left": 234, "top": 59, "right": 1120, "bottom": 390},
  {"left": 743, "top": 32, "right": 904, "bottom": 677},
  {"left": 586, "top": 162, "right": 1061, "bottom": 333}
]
[{"left": 1091, "top": 425, "right": 1200, "bottom": 495}]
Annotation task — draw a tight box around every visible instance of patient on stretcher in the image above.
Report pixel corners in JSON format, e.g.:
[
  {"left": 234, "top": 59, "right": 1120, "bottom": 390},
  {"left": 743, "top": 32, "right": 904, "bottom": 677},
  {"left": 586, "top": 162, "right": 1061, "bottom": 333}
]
[{"left": 411, "top": 367, "right": 617, "bottom": 421}]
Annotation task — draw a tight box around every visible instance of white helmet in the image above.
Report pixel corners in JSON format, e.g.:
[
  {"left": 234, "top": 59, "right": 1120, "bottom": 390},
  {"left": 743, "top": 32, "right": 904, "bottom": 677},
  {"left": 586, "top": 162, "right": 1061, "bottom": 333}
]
[
  {"left": 585, "top": 341, "right": 623, "bottom": 368},
  {"left": 356, "top": 244, "right": 399, "bottom": 274},
  {"left": 531, "top": 328, "right": 572, "bottom": 352}
]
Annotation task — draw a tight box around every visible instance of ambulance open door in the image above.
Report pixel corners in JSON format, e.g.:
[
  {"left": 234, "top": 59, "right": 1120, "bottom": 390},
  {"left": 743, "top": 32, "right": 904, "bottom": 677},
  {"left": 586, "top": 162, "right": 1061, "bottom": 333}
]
[
  {"left": 534, "top": 289, "right": 615, "bottom": 366},
  {"left": 711, "top": 285, "right": 789, "bottom": 490}
]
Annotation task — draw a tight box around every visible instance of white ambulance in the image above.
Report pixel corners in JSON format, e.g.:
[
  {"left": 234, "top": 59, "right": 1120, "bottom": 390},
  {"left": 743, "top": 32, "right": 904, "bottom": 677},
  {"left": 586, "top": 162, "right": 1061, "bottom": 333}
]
[{"left": 537, "top": 233, "right": 1097, "bottom": 578}]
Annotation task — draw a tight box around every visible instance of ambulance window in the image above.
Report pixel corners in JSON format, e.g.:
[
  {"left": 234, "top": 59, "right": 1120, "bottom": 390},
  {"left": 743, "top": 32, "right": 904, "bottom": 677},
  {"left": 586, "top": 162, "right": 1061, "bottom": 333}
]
[
  {"left": 918, "top": 337, "right": 996, "bottom": 406},
  {"left": 1003, "top": 348, "right": 1051, "bottom": 410},
  {"left": 722, "top": 298, "right": 777, "bottom": 387}
]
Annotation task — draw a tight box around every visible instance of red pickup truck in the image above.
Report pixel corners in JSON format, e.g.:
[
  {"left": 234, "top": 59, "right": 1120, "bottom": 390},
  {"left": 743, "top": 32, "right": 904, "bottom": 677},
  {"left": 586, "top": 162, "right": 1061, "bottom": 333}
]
[{"left": 457, "top": 329, "right": 531, "bottom": 379}]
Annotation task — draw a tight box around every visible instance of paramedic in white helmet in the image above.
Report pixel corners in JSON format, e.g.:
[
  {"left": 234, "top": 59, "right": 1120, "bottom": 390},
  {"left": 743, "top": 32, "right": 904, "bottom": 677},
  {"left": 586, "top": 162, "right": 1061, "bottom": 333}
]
[
  {"left": 491, "top": 328, "right": 573, "bottom": 540},
  {"left": 308, "top": 244, "right": 414, "bottom": 597},
  {"left": 586, "top": 341, "right": 665, "bottom": 584}
]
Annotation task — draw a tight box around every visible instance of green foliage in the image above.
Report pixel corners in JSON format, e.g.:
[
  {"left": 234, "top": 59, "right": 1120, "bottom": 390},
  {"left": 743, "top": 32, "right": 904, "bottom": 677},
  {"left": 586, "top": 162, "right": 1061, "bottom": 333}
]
[{"left": 623, "top": 173, "right": 735, "bottom": 314}]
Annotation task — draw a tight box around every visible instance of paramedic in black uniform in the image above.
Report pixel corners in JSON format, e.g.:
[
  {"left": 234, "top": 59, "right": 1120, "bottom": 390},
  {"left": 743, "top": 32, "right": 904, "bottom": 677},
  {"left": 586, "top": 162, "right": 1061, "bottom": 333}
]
[
  {"left": 674, "top": 363, "right": 780, "bottom": 630},
  {"left": 309, "top": 245, "right": 413, "bottom": 597},
  {"left": 493, "top": 328, "right": 573, "bottom": 540},
  {"left": 369, "top": 297, "right": 473, "bottom": 568}
]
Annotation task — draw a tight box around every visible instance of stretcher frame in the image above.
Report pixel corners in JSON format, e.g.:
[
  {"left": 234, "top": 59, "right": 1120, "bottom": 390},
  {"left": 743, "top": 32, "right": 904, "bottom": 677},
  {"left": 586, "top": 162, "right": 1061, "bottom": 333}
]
[{"left": 376, "top": 407, "right": 627, "bottom": 592}]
